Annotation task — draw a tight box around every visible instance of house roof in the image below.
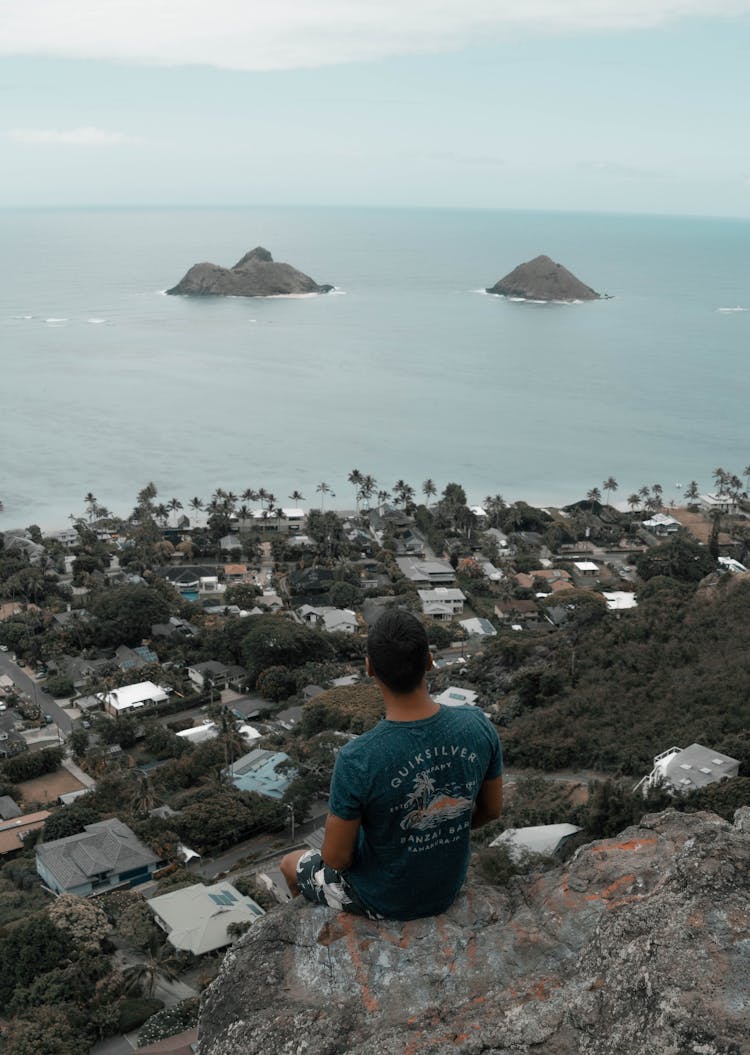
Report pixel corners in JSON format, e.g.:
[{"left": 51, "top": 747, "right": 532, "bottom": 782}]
[
  {"left": 147, "top": 881, "right": 264, "bottom": 955},
  {"left": 0, "top": 795, "right": 21, "bottom": 820},
  {"left": 223, "top": 564, "right": 248, "bottom": 575},
  {"left": 0, "top": 810, "right": 51, "bottom": 855},
  {"left": 434, "top": 687, "right": 479, "bottom": 707},
  {"left": 225, "top": 749, "right": 294, "bottom": 799},
  {"left": 654, "top": 743, "right": 740, "bottom": 792},
  {"left": 459, "top": 617, "right": 497, "bottom": 637},
  {"left": 490, "top": 824, "right": 582, "bottom": 858},
  {"left": 35, "top": 818, "right": 158, "bottom": 890},
  {"left": 100, "top": 681, "right": 168, "bottom": 711},
  {"left": 418, "top": 588, "right": 466, "bottom": 602}
]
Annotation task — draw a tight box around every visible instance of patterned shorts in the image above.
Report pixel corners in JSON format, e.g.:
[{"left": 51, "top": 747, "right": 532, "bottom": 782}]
[{"left": 295, "top": 850, "right": 382, "bottom": 919}]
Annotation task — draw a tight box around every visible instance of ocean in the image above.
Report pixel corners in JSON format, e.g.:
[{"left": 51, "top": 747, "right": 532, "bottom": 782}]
[{"left": 1, "top": 205, "right": 748, "bottom": 530}]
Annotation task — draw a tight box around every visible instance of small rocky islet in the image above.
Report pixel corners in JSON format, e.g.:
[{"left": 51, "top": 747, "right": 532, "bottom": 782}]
[
  {"left": 486, "top": 254, "right": 602, "bottom": 301},
  {"left": 166, "top": 246, "right": 334, "bottom": 297}
]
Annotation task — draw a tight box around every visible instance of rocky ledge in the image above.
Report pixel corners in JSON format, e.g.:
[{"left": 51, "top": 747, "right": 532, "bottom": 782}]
[
  {"left": 487, "top": 254, "right": 601, "bottom": 301},
  {"left": 166, "top": 247, "right": 333, "bottom": 297},
  {"left": 198, "top": 808, "right": 750, "bottom": 1055}
]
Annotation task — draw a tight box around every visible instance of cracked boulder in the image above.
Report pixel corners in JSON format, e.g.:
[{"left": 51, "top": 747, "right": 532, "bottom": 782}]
[{"left": 198, "top": 809, "right": 750, "bottom": 1055}]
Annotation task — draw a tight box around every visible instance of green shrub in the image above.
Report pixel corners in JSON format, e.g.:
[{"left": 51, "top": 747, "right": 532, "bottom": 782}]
[
  {"left": 118, "top": 997, "right": 164, "bottom": 1033},
  {"left": 137, "top": 997, "right": 199, "bottom": 1047}
]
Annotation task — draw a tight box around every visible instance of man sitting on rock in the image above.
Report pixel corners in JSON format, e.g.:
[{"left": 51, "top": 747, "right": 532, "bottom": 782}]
[{"left": 280, "top": 609, "right": 503, "bottom": 920}]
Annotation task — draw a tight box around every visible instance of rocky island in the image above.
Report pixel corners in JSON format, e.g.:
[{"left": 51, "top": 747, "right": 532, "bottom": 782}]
[
  {"left": 486, "top": 254, "right": 601, "bottom": 301},
  {"left": 166, "top": 246, "right": 333, "bottom": 297}
]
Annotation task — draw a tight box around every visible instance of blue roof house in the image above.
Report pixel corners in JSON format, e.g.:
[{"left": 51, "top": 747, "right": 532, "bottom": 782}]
[{"left": 224, "top": 749, "right": 295, "bottom": 799}]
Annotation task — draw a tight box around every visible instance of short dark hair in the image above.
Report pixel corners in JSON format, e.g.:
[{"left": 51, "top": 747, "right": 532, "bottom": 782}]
[{"left": 367, "top": 609, "right": 430, "bottom": 694}]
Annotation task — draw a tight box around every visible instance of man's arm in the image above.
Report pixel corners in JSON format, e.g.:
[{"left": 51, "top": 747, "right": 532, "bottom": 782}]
[
  {"left": 321, "top": 813, "right": 362, "bottom": 871},
  {"left": 471, "top": 775, "right": 503, "bottom": 829}
]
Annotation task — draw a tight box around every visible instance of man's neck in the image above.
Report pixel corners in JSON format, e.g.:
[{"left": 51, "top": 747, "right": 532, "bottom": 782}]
[{"left": 382, "top": 686, "right": 440, "bottom": 723}]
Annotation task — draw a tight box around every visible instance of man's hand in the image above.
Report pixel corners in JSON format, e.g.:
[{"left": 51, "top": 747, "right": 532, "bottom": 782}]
[
  {"left": 321, "top": 813, "right": 361, "bottom": 871},
  {"left": 471, "top": 775, "right": 503, "bottom": 829}
]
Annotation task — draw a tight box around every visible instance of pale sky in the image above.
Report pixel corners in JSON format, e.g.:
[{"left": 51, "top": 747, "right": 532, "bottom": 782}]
[{"left": 2, "top": 0, "right": 750, "bottom": 215}]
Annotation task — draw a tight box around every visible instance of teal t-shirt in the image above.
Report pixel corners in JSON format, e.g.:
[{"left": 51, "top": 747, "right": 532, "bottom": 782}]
[{"left": 328, "top": 704, "right": 503, "bottom": 920}]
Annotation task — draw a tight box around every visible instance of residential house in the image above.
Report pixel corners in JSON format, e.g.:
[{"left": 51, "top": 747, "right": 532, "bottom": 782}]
[
  {"left": 477, "top": 559, "right": 504, "bottom": 583},
  {"left": 494, "top": 599, "right": 539, "bottom": 625},
  {"left": 98, "top": 680, "right": 168, "bottom": 716},
  {"left": 218, "top": 534, "right": 242, "bottom": 553},
  {"left": 223, "top": 563, "right": 249, "bottom": 583},
  {"left": 434, "top": 687, "right": 479, "bottom": 707},
  {"left": 224, "top": 749, "right": 295, "bottom": 799},
  {"left": 238, "top": 508, "right": 305, "bottom": 535},
  {"left": 36, "top": 818, "right": 160, "bottom": 895},
  {"left": 718, "top": 557, "right": 749, "bottom": 575},
  {"left": 0, "top": 809, "right": 51, "bottom": 858},
  {"left": 571, "top": 561, "right": 599, "bottom": 588},
  {"left": 287, "top": 567, "right": 335, "bottom": 596},
  {"left": 298, "top": 605, "right": 359, "bottom": 634},
  {"left": 396, "top": 557, "right": 456, "bottom": 584},
  {"left": 516, "top": 568, "right": 573, "bottom": 592},
  {"left": 459, "top": 617, "right": 497, "bottom": 638},
  {"left": 642, "top": 512, "right": 681, "bottom": 535},
  {"left": 199, "top": 576, "right": 226, "bottom": 596},
  {"left": 0, "top": 795, "right": 21, "bottom": 820},
  {"left": 635, "top": 743, "right": 740, "bottom": 796},
  {"left": 177, "top": 722, "right": 219, "bottom": 745},
  {"left": 483, "top": 527, "right": 510, "bottom": 551},
  {"left": 151, "top": 616, "right": 199, "bottom": 639},
  {"left": 490, "top": 824, "right": 582, "bottom": 860},
  {"left": 601, "top": 591, "right": 638, "bottom": 611},
  {"left": 699, "top": 493, "right": 739, "bottom": 516},
  {"left": 187, "top": 661, "right": 247, "bottom": 692},
  {"left": 147, "top": 881, "right": 265, "bottom": 955},
  {"left": 114, "top": 643, "right": 159, "bottom": 672},
  {"left": 418, "top": 588, "right": 466, "bottom": 619},
  {"left": 0, "top": 713, "right": 28, "bottom": 758}
]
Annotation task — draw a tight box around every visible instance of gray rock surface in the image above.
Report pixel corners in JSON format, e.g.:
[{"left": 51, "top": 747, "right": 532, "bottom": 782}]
[
  {"left": 167, "top": 246, "right": 333, "bottom": 297},
  {"left": 198, "top": 809, "right": 750, "bottom": 1055},
  {"left": 486, "top": 254, "right": 600, "bottom": 301}
]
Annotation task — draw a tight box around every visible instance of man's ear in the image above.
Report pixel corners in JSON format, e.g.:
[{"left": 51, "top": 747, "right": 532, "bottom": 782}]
[
  {"left": 425, "top": 650, "right": 434, "bottom": 672},
  {"left": 365, "top": 655, "right": 373, "bottom": 678}
]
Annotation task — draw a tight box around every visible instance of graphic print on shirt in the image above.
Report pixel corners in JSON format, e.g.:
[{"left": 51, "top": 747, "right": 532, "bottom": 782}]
[{"left": 400, "top": 770, "right": 473, "bottom": 832}]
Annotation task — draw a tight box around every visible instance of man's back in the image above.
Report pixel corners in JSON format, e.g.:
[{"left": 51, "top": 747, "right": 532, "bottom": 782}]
[{"left": 329, "top": 704, "right": 502, "bottom": 919}]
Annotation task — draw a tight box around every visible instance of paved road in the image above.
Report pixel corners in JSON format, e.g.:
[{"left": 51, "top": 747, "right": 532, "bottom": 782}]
[
  {"left": 196, "top": 804, "right": 329, "bottom": 879},
  {"left": 0, "top": 653, "right": 73, "bottom": 734}
]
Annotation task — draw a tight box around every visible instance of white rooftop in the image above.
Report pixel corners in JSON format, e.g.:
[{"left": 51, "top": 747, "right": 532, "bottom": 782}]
[
  {"left": 573, "top": 561, "right": 599, "bottom": 572},
  {"left": 434, "top": 687, "right": 479, "bottom": 707},
  {"left": 601, "top": 591, "right": 639, "bottom": 611},
  {"left": 147, "top": 881, "right": 264, "bottom": 955},
  {"left": 490, "top": 824, "right": 582, "bottom": 859},
  {"left": 99, "top": 681, "right": 168, "bottom": 711}
]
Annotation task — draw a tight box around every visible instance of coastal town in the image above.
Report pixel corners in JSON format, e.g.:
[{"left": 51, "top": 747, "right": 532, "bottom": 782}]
[{"left": 0, "top": 470, "right": 748, "bottom": 1054}]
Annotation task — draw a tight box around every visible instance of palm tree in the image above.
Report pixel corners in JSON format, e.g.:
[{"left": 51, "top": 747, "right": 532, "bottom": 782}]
[
  {"left": 168, "top": 497, "right": 183, "bottom": 521},
  {"left": 651, "top": 483, "right": 664, "bottom": 510},
  {"left": 84, "top": 492, "right": 98, "bottom": 522},
  {"left": 743, "top": 466, "right": 750, "bottom": 496},
  {"left": 129, "top": 772, "right": 158, "bottom": 818},
  {"left": 602, "top": 477, "right": 618, "bottom": 507},
  {"left": 422, "top": 479, "right": 437, "bottom": 507},
  {"left": 683, "top": 481, "right": 700, "bottom": 503},
  {"left": 123, "top": 944, "right": 181, "bottom": 998},
  {"left": 627, "top": 493, "right": 641, "bottom": 513},
  {"left": 712, "top": 467, "right": 729, "bottom": 494},
  {"left": 189, "top": 496, "right": 203, "bottom": 513},
  {"left": 289, "top": 490, "right": 304, "bottom": 503},
  {"left": 356, "top": 474, "right": 375, "bottom": 511},
  {"left": 393, "top": 479, "right": 415, "bottom": 508},
  {"left": 316, "top": 482, "right": 331, "bottom": 510},
  {"left": 377, "top": 489, "right": 390, "bottom": 509},
  {"left": 586, "top": 487, "right": 602, "bottom": 510},
  {"left": 348, "top": 469, "right": 364, "bottom": 511}
]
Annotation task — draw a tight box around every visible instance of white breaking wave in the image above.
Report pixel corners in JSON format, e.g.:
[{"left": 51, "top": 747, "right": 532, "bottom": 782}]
[
  {"left": 13, "top": 314, "right": 33, "bottom": 319},
  {"left": 717, "top": 305, "right": 748, "bottom": 313},
  {"left": 329, "top": 288, "right": 347, "bottom": 295},
  {"left": 87, "top": 317, "right": 107, "bottom": 324},
  {"left": 45, "top": 317, "right": 68, "bottom": 323}
]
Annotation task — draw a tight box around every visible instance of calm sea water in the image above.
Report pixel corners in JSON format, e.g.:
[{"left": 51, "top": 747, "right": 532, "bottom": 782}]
[{"left": 1, "top": 206, "right": 748, "bottom": 529}]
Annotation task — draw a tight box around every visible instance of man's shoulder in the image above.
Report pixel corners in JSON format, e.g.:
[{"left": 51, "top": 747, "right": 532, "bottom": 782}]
[{"left": 338, "top": 722, "right": 388, "bottom": 760}]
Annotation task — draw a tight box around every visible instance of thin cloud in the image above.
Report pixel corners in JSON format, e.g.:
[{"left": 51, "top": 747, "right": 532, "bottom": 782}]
[
  {"left": 2, "top": 1, "right": 750, "bottom": 71},
  {"left": 7, "top": 126, "right": 139, "bottom": 145},
  {"left": 578, "top": 160, "right": 670, "bottom": 180}
]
